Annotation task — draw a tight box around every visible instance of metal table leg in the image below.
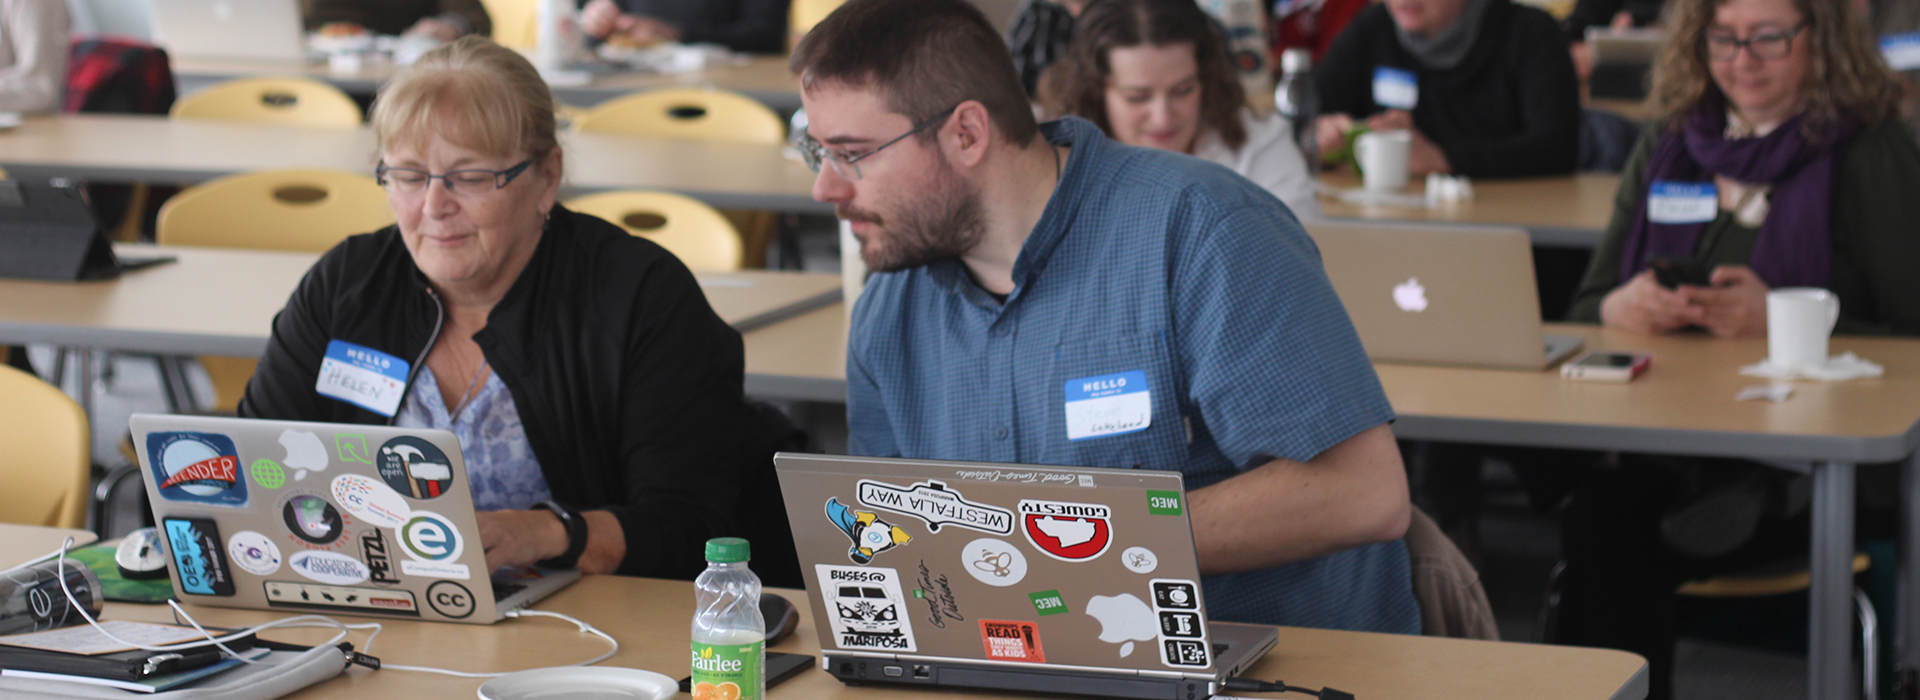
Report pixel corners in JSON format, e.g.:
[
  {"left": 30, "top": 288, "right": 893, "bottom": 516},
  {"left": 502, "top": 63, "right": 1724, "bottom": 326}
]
[
  {"left": 1899, "top": 451, "right": 1920, "bottom": 697},
  {"left": 1812, "top": 460, "right": 1858, "bottom": 700}
]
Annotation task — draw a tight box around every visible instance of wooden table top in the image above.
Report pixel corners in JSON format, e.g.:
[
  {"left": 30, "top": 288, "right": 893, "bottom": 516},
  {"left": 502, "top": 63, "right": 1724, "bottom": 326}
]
[
  {"left": 0, "top": 523, "right": 97, "bottom": 569},
  {"left": 0, "top": 114, "right": 828, "bottom": 214},
  {"left": 100, "top": 575, "right": 1646, "bottom": 700},
  {"left": 0, "top": 246, "right": 839, "bottom": 357},
  {"left": 1318, "top": 172, "right": 1621, "bottom": 246}
]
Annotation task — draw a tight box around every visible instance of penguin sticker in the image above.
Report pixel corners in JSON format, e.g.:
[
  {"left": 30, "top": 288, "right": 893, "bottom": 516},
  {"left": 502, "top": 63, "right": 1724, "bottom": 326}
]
[{"left": 826, "top": 498, "right": 911, "bottom": 564}]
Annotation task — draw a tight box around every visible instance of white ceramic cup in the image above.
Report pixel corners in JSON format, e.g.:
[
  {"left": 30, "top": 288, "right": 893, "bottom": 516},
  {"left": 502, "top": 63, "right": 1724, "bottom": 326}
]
[
  {"left": 1767, "top": 287, "right": 1840, "bottom": 370},
  {"left": 1355, "top": 130, "right": 1412, "bottom": 192}
]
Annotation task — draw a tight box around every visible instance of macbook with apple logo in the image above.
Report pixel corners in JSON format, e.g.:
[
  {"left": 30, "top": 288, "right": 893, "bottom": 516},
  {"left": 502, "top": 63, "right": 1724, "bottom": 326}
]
[{"left": 1305, "top": 221, "right": 1584, "bottom": 370}]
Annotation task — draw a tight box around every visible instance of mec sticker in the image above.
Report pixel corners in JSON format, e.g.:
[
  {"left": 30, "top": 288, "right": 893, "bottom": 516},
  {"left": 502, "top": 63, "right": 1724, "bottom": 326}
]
[
  {"left": 1019, "top": 499, "right": 1114, "bottom": 562},
  {"left": 227, "top": 530, "right": 283, "bottom": 576},
  {"left": 288, "top": 550, "right": 371, "bottom": 585},
  {"left": 146, "top": 432, "right": 248, "bottom": 507},
  {"left": 377, "top": 436, "right": 455, "bottom": 500},
  {"left": 331, "top": 473, "right": 411, "bottom": 529},
  {"left": 162, "top": 518, "right": 235, "bottom": 597},
  {"left": 817, "top": 565, "right": 917, "bottom": 652},
  {"left": 856, "top": 479, "right": 1015, "bottom": 535},
  {"left": 826, "top": 498, "right": 910, "bottom": 565},
  {"left": 315, "top": 340, "right": 409, "bottom": 417},
  {"left": 1064, "top": 371, "right": 1151, "bottom": 441},
  {"left": 980, "top": 620, "right": 1046, "bottom": 663}
]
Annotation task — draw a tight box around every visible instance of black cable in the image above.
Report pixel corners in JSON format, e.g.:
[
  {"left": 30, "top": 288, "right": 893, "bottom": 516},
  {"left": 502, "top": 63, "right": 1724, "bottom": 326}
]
[{"left": 1223, "top": 676, "right": 1356, "bottom": 700}]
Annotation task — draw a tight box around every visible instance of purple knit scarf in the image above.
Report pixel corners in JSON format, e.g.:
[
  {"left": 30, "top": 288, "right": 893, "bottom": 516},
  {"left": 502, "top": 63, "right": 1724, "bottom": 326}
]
[{"left": 1617, "top": 98, "right": 1857, "bottom": 289}]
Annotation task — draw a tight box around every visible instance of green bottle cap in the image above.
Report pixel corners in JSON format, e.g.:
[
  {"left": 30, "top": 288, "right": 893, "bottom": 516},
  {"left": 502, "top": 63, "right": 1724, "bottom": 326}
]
[{"left": 705, "top": 537, "right": 750, "bottom": 563}]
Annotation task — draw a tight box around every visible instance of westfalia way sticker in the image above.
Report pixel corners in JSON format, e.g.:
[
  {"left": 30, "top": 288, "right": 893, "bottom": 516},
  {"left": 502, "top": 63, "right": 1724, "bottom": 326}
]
[{"left": 856, "top": 479, "right": 1014, "bottom": 535}]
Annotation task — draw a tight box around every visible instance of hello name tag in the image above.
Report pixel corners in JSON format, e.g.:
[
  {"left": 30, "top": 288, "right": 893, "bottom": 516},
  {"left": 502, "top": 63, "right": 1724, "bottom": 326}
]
[
  {"left": 1647, "top": 181, "right": 1718, "bottom": 224},
  {"left": 1372, "top": 67, "right": 1419, "bottom": 111},
  {"left": 1884, "top": 33, "right": 1920, "bottom": 71},
  {"left": 315, "top": 340, "right": 410, "bottom": 417},
  {"left": 1064, "top": 371, "right": 1151, "bottom": 441}
]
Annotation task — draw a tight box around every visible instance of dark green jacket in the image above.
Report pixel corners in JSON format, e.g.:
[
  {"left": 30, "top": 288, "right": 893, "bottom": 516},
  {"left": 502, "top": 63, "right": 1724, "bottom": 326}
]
[{"left": 1568, "top": 120, "right": 1920, "bottom": 335}]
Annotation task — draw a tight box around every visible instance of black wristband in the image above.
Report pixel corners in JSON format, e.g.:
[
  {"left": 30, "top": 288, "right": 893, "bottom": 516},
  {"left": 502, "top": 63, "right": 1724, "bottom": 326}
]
[{"left": 532, "top": 500, "right": 588, "bottom": 570}]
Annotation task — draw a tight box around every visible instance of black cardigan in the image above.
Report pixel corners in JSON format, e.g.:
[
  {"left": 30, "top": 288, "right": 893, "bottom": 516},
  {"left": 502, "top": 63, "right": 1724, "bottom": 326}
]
[
  {"left": 240, "top": 207, "right": 797, "bottom": 583},
  {"left": 1313, "top": 0, "right": 1581, "bottom": 178}
]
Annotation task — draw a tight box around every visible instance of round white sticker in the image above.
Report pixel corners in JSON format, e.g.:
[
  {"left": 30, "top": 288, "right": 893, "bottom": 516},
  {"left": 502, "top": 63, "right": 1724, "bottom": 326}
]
[
  {"left": 331, "top": 473, "right": 411, "bottom": 529},
  {"left": 1121, "top": 546, "right": 1158, "bottom": 574},
  {"left": 227, "top": 530, "right": 282, "bottom": 576},
  {"left": 399, "top": 510, "right": 465, "bottom": 563},
  {"left": 961, "top": 538, "right": 1027, "bottom": 587},
  {"left": 288, "top": 550, "right": 370, "bottom": 585}
]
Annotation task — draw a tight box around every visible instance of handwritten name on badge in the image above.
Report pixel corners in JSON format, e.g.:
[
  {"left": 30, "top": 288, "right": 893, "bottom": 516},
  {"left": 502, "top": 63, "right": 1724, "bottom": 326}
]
[
  {"left": 316, "top": 340, "right": 411, "bottom": 417},
  {"left": 1372, "top": 67, "right": 1418, "bottom": 111},
  {"left": 1064, "top": 371, "right": 1151, "bottom": 441},
  {"left": 1884, "top": 33, "right": 1920, "bottom": 72},
  {"left": 1647, "top": 181, "right": 1717, "bottom": 225}
]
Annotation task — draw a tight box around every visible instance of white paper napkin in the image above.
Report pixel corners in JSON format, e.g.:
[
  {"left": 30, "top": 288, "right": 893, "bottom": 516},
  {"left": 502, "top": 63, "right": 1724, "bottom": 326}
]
[{"left": 1739, "top": 352, "right": 1885, "bottom": 381}]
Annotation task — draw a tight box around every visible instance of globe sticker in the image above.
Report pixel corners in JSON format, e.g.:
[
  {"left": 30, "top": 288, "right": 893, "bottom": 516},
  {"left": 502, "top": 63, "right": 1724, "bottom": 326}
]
[
  {"left": 1121, "top": 546, "right": 1158, "bottom": 574},
  {"left": 250, "top": 459, "right": 286, "bottom": 489},
  {"left": 961, "top": 538, "right": 1027, "bottom": 587},
  {"left": 377, "top": 436, "right": 454, "bottom": 500},
  {"left": 278, "top": 429, "right": 329, "bottom": 481}
]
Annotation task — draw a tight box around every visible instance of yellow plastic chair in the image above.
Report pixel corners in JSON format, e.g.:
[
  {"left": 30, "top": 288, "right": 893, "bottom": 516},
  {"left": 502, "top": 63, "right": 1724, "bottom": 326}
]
[
  {"left": 171, "top": 77, "right": 363, "bottom": 128},
  {"left": 566, "top": 190, "right": 744, "bottom": 272},
  {"left": 790, "top": 0, "right": 850, "bottom": 44},
  {"left": 158, "top": 169, "right": 395, "bottom": 411},
  {"left": 0, "top": 364, "right": 90, "bottom": 529},
  {"left": 482, "top": 0, "right": 538, "bottom": 49}
]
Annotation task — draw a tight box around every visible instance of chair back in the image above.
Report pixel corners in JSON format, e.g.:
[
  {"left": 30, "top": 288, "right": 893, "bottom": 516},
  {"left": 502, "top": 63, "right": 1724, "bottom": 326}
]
[
  {"left": 790, "top": 0, "right": 849, "bottom": 42},
  {"left": 156, "top": 169, "right": 394, "bottom": 252},
  {"left": 573, "top": 88, "right": 784, "bottom": 144},
  {"left": 171, "top": 77, "right": 361, "bottom": 128},
  {"left": 567, "top": 190, "right": 744, "bottom": 272},
  {"left": 482, "top": 0, "right": 538, "bottom": 49},
  {"left": 0, "top": 365, "right": 90, "bottom": 529},
  {"left": 1405, "top": 506, "right": 1500, "bottom": 639}
]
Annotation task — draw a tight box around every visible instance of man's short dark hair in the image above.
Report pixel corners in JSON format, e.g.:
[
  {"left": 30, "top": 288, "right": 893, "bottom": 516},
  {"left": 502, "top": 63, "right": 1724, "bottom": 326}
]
[{"left": 790, "top": 0, "right": 1041, "bottom": 146}]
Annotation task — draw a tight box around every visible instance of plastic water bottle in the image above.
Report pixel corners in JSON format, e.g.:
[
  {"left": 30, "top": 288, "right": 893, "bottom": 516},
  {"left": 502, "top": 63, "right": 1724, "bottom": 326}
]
[
  {"left": 1274, "top": 48, "right": 1320, "bottom": 164},
  {"left": 691, "top": 538, "right": 765, "bottom": 700}
]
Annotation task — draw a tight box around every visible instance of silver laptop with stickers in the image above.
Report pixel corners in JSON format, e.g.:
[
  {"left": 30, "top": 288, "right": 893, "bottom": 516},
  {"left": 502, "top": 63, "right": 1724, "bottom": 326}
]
[
  {"left": 775, "top": 453, "right": 1279, "bottom": 698},
  {"left": 129, "top": 413, "right": 580, "bottom": 625}
]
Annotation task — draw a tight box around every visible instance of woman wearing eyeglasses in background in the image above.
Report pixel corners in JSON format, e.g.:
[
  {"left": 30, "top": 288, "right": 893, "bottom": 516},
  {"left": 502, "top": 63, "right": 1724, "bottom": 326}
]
[
  {"left": 1555, "top": 0, "right": 1917, "bottom": 697},
  {"left": 238, "top": 37, "right": 802, "bottom": 586}
]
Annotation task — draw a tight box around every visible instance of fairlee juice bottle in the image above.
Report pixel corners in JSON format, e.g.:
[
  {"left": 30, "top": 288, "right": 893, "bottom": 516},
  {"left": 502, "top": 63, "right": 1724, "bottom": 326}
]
[{"left": 691, "top": 537, "right": 765, "bottom": 700}]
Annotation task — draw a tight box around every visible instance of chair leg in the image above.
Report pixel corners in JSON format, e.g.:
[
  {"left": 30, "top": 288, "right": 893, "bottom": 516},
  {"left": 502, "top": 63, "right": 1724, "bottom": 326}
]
[
  {"left": 1537, "top": 560, "right": 1567, "bottom": 644},
  {"left": 1861, "top": 587, "right": 1880, "bottom": 700}
]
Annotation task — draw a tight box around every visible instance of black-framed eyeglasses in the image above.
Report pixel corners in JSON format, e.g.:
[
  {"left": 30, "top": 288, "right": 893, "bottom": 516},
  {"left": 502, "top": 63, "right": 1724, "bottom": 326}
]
[
  {"left": 1704, "top": 23, "right": 1807, "bottom": 62},
  {"left": 796, "top": 105, "right": 959, "bottom": 181},
  {"left": 375, "top": 159, "right": 534, "bottom": 197}
]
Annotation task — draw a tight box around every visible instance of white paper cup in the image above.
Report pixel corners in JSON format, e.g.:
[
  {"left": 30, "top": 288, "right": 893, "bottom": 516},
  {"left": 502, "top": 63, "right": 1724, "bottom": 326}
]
[
  {"left": 1356, "top": 130, "right": 1412, "bottom": 192},
  {"left": 1767, "top": 287, "right": 1840, "bottom": 370}
]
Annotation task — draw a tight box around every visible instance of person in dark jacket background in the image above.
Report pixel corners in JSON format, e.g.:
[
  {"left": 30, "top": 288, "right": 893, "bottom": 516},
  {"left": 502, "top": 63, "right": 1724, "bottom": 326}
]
[
  {"left": 240, "top": 36, "right": 799, "bottom": 585},
  {"left": 578, "top": 0, "right": 788, "bottom": 54},
  {"left": 302, "top": 0, "right": 489, "bottom": 39},
  {"left": 1312, "top": 0, "right": 1581, "bottom": 178}
]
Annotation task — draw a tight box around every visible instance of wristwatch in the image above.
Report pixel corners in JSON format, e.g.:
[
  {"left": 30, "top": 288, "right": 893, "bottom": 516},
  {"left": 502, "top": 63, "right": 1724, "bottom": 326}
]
[{"left": 532, "top": 499, "right": 588, "bottom": 570}]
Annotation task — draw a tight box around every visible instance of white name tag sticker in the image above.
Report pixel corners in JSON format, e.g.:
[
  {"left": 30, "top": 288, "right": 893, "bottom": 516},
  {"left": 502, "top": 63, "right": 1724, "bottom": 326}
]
[
  {"left": 1064, "top": 371, "right": 1151, "bottom": 441},
  {"left": 1647, "top": 181, "right": 1718, "bottom": 224},
  {"left": 315, "top": 340, "right": 410, "bottom": 417},
  {"left": 1372, "top": 67, "right": 1418, "bottom": 111},
  {"left": 1884, "top": 32, "right": 1920, "bottom": 71}
]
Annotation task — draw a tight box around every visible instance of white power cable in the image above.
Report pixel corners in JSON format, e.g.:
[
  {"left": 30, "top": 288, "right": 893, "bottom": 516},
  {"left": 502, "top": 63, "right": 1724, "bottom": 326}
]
[{"left": 379, "top": 609, "right": 621, "bottom": 677}]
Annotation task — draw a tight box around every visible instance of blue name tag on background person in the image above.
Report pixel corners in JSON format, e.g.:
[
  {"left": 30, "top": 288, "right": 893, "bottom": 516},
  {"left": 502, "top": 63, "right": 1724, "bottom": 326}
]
[
  {"left": 1372, "top": 67, "right": 1419, "bottom": 111},
  {"left": 315, "top": 340, "right": 410, "bottom": 416},
  {"left": 1064, "top": 371, "right": 1151, "bottom": 441},
  {"left": 1647, "top": 181, "right": 1718, "bottom": 224},
  {"left": 1884, "top": 33, "right": 1920, "bottom": 71}
]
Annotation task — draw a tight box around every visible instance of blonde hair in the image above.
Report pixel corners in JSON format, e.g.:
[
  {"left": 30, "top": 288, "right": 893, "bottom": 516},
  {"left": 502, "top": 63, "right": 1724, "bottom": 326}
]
[
  {"left": 370, "top": 36, "right": 558, "bottom": 161},
  {"left": 1649, "top": 0, "right": 1905, "bottom": 131}
]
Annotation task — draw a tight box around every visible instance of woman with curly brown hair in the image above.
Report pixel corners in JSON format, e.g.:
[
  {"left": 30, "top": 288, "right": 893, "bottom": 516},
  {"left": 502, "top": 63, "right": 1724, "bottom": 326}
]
[{"left": 1555, "top": 1, "right": 1919, "bottom": 696}]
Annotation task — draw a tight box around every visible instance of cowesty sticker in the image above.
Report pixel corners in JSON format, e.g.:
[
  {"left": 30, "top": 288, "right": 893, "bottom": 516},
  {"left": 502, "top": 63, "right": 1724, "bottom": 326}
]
[{"left": 1019, "top": 499, "right": 1113, "bottom": 562}]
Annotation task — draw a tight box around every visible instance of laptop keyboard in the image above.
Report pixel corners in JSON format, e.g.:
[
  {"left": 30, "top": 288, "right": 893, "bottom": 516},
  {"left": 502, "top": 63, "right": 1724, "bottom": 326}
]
[{"left": 492, "top": 582, "right": 528, "bottom": 602}]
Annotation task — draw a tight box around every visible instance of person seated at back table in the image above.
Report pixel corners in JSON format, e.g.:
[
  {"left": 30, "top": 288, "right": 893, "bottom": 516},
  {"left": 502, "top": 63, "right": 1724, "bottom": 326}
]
[
  {"left": 302, "top": 0, "right": 490, "bottom": 41},
  {"left": 240, "top": 36, "right": 801, "bottom": 585},
  {"left": 1040, "top": 0, "right": 1322, "bottom": 219},
  {"left": 1006, "top": 0, "right": 1089, "bottom": 99},
  {"left": 1555, "top": 0, "right": 1919, "bottom": 697},
  {"left": 1859, "top": 0, "right": 1920, "bottom": 139},
  {"left": 579, "top": 0, "right": 787, "bottom": 54},
  {"left": 1312, "top": 0, "right": 1582, "bottom": 178},
  {"left": 795, "top": 0, "right": 1419, "bottom": 632},
  {"left": 0, "top": 0, "right": 68, "bottom": 113}
]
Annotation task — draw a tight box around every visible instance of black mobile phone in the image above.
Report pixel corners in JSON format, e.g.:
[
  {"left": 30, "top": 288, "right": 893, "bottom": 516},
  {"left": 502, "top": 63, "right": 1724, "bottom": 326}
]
[
  {"left": 678, "top": 651, "right": 814, "bottom": 693},
  {"left": 1648, "top": 256, "right": 1711, "bottom": 289}
]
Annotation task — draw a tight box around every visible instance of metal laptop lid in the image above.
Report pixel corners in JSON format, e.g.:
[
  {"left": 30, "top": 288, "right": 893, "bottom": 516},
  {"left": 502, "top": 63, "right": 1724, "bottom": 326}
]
[
  {"left": 129, "top": 413, "right": 516, "bottom": 624},
  {"left": 775, "top": 454, "right": 1219, "bottom": 675},
  {"left": 148, "top": 0, "right": 306, "bottom": 62}
]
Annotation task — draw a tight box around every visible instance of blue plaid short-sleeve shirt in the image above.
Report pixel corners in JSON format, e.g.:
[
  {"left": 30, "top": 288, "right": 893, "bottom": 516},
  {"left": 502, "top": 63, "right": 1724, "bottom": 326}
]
[{"left": 846, "top": 117, "right": 1418, "bottom": 634}]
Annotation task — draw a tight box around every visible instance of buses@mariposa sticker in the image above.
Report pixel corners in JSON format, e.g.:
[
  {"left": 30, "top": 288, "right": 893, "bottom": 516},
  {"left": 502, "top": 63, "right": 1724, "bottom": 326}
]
[{"left": 816, "top": 565, "right": 917, "bottom": 652}]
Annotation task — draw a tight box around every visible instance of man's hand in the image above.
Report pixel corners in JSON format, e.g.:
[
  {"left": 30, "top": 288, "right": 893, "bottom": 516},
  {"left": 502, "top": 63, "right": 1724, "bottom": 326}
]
[
  {"left": 1601, "top": 270, "right": 1705, "bottom": 334},
  {"left": 1366, "top": 110, "right": 1450, "bottom": 175},
  {"left": 1188, "top": 424, "right": 1410, "bottom": 575},
  {"left": 611, "top": 15, "right": 681, "bottom": 46},
  {"left": 1682, "top": 265, "right": 1770, "bottom": 338},
  {"left": 476, "top": 509, "right": 567, "bottom": 571},
  {"left": 1315, "top": 113, "right": 1356, "bottom": 164},
  {"left": 581, "top": 0, "right": 623, "bottom": 39}
]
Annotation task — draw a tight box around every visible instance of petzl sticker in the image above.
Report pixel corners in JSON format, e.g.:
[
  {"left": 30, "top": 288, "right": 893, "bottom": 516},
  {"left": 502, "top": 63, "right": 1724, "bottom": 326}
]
[
  {"left": 826, "top": 498, "right": 910, "bottom": 564},
  {"left": 1121, "top": 546, "right": 1158, "bottom": 574},
  {"left": 376, "top": 436, "right": 454, "bottom": 500},
  {"left": 360, "top": 529, "right": 402, "bottom": 586},
  {"left": 227, "top": 530, "right": 283, "bottom": 576},
  {"left": 1019, "top": 499, "right": 1113, "bottom": 562},
  {"left": 1064, "top": 371, "right": 1151, "bottom": 441},
  {"left": 280, "top": 492, "right": 350, "bottom": 547},
  {"left": 961, "top": 537, "right": 1027, "bottom": 587},
  {"left": 331, "top": 473, "right": 411, "bottom": 529},
  {"left": 401, "top": 560, "right": 472, "bottom": 580},
  {"left": 288, "top": 550, "right": 371, "bottom": 585},
  {"left": 399, "top": 510, "right": 464, "bottom": 562},
  {"left": 817, "top": 564, "right": 917, "bottom": 652},
  {"left": 980, "top": 620, "right": 1046, "bottom": 663},
  {"left": 315, "top": 339, "right": 409, "bottom": 417},
  {"left": 163, "top": 518, "right": 235, "bottom": 597},
  {"left": 856, "top": 479, "right": 1015, "bottom": 535},
  {"left": 146, "top": 432, "right": 247, "bottom": 507}
]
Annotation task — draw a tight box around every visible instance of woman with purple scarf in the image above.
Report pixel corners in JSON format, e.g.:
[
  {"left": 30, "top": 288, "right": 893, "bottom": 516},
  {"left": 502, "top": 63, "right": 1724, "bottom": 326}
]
[{"left": 1552, "top": 0, "right": 1916, "bottom": 696}]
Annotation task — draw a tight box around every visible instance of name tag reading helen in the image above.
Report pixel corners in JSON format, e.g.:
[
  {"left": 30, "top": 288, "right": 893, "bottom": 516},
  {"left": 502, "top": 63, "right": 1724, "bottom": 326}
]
[
  {"left": 1065, "top": 371, "right": 1151, "bottom": 441},
  {"left": 316, "top": 340, "right": 410, "bottom": 416},
  {"left": 1647, "top": 181, "right": 1718, "bottom": 224},
  {"left": 1372, "top": 67, "right": 1419, "bottom": 111},
  {"left": 1884, "top": 33, "right": 1920, "bottom": 72}
]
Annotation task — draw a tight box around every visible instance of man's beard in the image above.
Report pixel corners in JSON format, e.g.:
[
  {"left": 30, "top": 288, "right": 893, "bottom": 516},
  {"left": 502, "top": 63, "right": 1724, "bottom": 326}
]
[{"left": 837, "top": 154, "right": 986, "bottom": 273}]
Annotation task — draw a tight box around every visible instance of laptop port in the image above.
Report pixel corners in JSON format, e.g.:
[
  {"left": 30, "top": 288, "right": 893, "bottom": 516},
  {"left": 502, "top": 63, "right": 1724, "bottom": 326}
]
[{"left": 913, "top": 665, "right": 932, "bottom": 679}]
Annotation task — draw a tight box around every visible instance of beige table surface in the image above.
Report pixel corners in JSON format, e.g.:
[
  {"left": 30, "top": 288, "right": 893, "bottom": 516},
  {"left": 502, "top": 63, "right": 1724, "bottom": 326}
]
[
  {"left": 0, "top": 246, "right": 840, "bottom": 358},
  {"left": 1318, "top": 172, "right": 1621, "bottom": 247},
  {"left": 0, "top": 523, "right": 98, "bottom": 569},
  {"left": 0, "top": 114, "right": 828, "bottom": 214},
  {"left": 99, "top": 575, "right": 1647, "bottom": 700}
]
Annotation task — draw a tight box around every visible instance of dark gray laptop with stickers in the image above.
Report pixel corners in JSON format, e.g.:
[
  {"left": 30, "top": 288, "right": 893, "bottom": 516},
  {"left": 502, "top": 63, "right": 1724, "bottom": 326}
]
[
  {"left": 774, "top": 453, "right": 1279, "bottom": 699},
  {"left": 128, "top": 413, "right": 580, "bottom": 624}
]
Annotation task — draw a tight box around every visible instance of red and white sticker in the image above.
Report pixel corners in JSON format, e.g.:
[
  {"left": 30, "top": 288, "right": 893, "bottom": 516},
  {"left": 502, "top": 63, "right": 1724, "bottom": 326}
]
[
  {"left": 1018, "top": 499, "right": 1113, "bottom": 562},
  {"left": 979, "top": 619, "right": 1045, "bottom": 663}
]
